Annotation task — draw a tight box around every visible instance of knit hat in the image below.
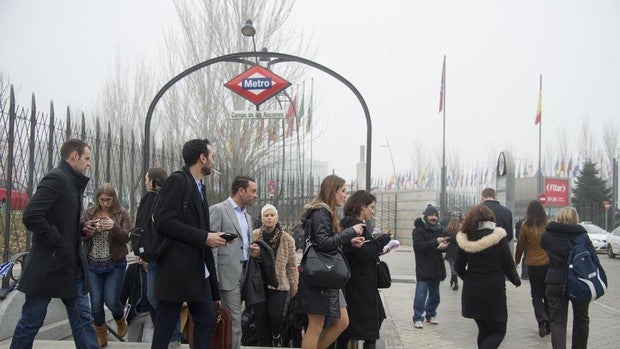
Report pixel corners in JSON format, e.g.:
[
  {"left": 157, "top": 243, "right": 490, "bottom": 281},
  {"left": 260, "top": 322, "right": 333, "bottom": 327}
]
[{"left": 423, "top": 204, "right": 439, "bottom": 217}]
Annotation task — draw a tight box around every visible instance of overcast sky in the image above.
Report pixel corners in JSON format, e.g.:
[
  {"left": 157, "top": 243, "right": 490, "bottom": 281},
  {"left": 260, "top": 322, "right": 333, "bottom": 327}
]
[{"left": 1, "top": 0, "right": 619, "bottom": 182}]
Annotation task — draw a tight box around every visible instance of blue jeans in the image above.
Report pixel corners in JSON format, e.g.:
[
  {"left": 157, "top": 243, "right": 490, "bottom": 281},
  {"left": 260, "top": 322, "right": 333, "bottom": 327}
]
[
  {"left": 11, "top": 275, "right": 98, "bottom": 349},
  {"left": 412, "top": 278, "right": 440, "bottom": 322},
  {"left": 88, "top": 267, "right": 126, "bottom": 325}
]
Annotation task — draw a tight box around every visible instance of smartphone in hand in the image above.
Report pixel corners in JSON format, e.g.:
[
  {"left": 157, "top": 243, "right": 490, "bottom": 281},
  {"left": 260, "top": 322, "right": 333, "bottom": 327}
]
[{"left": 220, "top": 232, "right": 238, "bottom": 241}]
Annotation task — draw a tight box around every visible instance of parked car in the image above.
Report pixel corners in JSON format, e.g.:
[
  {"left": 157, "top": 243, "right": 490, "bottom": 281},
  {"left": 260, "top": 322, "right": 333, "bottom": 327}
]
[
  {"left": 606, "top": 226, "right": 620, "bottom": 258},
  {"left": 579, "top": 222, "right": 607, "bottom": 254},
  {"left": 0, "top": 179, "right": 29, "bottom": 210}
]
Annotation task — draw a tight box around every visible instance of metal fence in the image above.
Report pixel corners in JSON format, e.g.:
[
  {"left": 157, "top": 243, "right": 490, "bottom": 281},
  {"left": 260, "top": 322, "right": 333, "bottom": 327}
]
[{"left": 0, "top": 87, "right": 325, "bottom": 262}]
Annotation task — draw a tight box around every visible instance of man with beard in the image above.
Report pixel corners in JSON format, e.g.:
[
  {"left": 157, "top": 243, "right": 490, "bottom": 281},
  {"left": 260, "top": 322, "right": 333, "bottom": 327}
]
[
  {"left": 150, "top": 138, "right": 229, "bottom": 349},
  {"left": 209, "top": 175, "right": 260, "bottom": 349},
  {"left": 412, "top": 204, "right": 448, "bottom": 329}
]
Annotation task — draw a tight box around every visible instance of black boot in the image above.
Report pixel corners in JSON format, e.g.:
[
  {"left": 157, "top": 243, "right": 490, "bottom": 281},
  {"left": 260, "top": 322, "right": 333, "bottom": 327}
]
[
  {"left": 450, "top": 274, "right": 458, "bottom": 290},
  {"left": 363, "top": 341, "right": 377, "bottom": 349}
]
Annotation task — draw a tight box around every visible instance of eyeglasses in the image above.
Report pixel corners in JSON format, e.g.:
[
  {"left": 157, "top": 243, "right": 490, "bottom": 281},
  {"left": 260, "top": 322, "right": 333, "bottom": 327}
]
[{"left": 98, "top": 197, "right": 113, "bottom": 203}]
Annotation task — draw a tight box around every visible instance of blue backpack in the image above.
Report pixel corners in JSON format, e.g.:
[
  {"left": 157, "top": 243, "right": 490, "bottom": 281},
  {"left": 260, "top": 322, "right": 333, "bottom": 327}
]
[{"left": 564, "top": 233, "right": 607, "bottom": 303}]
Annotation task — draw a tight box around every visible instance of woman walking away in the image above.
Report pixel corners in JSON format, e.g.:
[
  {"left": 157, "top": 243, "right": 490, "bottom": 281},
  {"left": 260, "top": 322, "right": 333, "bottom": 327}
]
[
  {"left": 540, "top": 207, "right": 596, "bottom": 349},
  {"left": 82, "top": 183, "right": 132, "bottom": 348},
  {"left": 252, "top": 204, "right": 299, "bottom": 347},
  {"left": 444, "top": 217, "right": 461, "bottom": 291},
  {"left": 514, "top": 200, "right": 551, "bottom": 337},
  {"left": 298, "top": 175, "right": 365, "bottom": 349},
  {"left": 455, "top": 205, "right": 521, "bottom": 349},
  {"left": 336, "top": 190, "right": 391, "bottom": 349}
]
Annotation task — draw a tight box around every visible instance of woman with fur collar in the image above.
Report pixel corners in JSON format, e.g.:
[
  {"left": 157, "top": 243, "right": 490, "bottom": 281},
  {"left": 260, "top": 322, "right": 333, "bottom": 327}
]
[
  {"left": 298, "top": 175, "right": 365, "bottom": 349},
  {"left": 455, "top": 205, "right": 521, "bottom": 349}
]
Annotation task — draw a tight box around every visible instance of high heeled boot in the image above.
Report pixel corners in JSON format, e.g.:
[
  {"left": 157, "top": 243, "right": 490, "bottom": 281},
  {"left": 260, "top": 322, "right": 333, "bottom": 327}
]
[
  {"left": 115, "top": 317, "right": 128, "bottom": 337},
  {"left": 94, "top": 324, "right": 108, "bottom": 348}
]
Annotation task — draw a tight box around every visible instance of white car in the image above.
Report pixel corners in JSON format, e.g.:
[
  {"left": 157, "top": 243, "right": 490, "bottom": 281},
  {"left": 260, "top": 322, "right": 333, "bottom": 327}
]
[
  {"left": 579, "top": 223, "right": 607, "bottom": 254},
  {"left": 606, "top": 226, "right": 620, "bottom": 258}
]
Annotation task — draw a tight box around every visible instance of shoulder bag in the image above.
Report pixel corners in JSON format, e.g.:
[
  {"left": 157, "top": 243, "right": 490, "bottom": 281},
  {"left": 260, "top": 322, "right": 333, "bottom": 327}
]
[{"left": 376, "top": 260, "right": 392, "bottom": 288}]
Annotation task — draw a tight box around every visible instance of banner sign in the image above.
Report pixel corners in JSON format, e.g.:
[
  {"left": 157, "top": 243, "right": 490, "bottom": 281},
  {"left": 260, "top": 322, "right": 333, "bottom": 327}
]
[{"left": 543, "top": 178, "right": 569, "bottom": 207}]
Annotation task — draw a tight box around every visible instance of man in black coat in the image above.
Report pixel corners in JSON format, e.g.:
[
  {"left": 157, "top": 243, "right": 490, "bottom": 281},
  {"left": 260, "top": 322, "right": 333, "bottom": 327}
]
[
  {"left": 12, "top": 139, "right": 99, "bottom": 349},
  {"left": 481, "top": 187, "right": 514, "bottom": 243},
  {"left": 412, "top": 204, "right": 448, "bottom": 329},
  {"left": 150, "top": 138, "right": 229, "bottom": 349}
]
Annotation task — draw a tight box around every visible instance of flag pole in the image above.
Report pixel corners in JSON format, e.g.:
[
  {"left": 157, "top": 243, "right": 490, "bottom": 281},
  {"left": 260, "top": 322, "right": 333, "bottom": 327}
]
[
  {"left": 440, "top": 55, "right": 447, "bottom": 214},
  {"left": 537, "top": 74, "right": 543, "bottom": 194}
]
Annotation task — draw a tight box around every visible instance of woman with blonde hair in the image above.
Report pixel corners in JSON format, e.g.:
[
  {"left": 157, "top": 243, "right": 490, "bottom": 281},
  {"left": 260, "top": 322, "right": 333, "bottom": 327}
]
[
  {"left": 540, "top": 207, "right": 596, "bottom": 349},
  {"left": 82, "top": 183, "right": 132, "bottom": 348},
  {"left": 455, "top": 205, "right": 520, "bottom": 349},
  {"left": 251, "top": 203, "right": 299, "bottom": 347},
  {"left": 298, "top": 175, "right": 365, "bottom": 349},
  {"left": 514, "top": 200, "right": 551, "bottom": 337}
]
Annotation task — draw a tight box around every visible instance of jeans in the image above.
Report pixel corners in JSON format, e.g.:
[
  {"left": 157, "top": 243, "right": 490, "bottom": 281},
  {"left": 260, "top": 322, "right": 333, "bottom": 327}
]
[
  {"left": 546, "top": 283, "right": 589, "bottom": 349},
  {"left": 474, "top": 319, "right": 506, "bottom": 349},
  {"left": 127, "top": 311, "right": 154, "bottom": 342},
  {"left": 11, "top": 274, "right": 98, "bottom": 349},
  {"left": 88, "top": 267, "right": 126, "bottom": 325},
  {"left": 412, "top": 278, "right": 440, "bottom": 322},
  {"left": 151, "top": 278, "right": 215, "bottom": 349}
]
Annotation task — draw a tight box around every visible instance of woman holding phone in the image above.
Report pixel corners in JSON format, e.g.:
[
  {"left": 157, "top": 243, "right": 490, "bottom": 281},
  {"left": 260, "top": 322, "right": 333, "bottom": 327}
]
[{"left": 298, "top": 175, "right": 365, "bottom": 349}]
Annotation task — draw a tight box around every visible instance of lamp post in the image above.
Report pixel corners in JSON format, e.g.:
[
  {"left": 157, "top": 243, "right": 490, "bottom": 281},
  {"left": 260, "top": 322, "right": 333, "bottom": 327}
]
[
  {"left": 382, "top": 137, "right": 397, "bottom": 189},
  {"left": 241, "top": 19, "right": 258, "bottom": 64}
]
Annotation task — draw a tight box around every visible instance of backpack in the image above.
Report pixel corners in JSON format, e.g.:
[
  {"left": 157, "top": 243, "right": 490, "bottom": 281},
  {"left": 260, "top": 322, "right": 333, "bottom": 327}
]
[
  {"left": 564, "top": 233, "right": 608, "bottom": 303},
  {"left": 130, "top": 170, "right": 193, "bottom": 262}
]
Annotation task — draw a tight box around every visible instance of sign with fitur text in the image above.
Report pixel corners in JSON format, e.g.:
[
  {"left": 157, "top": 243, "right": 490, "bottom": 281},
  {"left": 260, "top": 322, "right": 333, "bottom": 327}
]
[{"left": 542, "top": 178, "right": 569, "bottom": 207}]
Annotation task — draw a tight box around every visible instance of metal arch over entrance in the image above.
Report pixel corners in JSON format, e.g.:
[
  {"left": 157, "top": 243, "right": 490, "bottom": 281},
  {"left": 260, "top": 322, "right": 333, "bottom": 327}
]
[{"left": 143, "top": 51, "right": 372, "bottom": 191}]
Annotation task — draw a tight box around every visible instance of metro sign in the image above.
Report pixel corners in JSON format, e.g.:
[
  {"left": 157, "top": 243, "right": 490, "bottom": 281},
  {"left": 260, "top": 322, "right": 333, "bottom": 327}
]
[{"left": 224, "top": 65, "right": 291, "bottom": 106}]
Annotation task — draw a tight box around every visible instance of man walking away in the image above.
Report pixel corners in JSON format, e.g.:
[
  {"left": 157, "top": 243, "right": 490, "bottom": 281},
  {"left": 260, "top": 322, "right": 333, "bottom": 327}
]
[{"left": 481, "top": 188, "right": 514, "bottom": 254}]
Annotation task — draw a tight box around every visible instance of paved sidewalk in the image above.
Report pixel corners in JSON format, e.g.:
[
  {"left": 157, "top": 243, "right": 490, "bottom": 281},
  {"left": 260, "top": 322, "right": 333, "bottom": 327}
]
[{"left": 379, "top": 246, "right": 620, "bottom": 348}]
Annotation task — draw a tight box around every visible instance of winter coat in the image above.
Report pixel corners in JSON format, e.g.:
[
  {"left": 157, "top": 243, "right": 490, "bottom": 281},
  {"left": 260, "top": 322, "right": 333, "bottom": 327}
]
[
  {"left": 297, "top": 203, "right": 358, "bottom": 318},
  {"left": 242, "top": 240, "right": 278, "bottom": 306},
  {"left": 455, "top": 226, "right": 521, "bottom": 322},
  {"left": 340, "top": 215, "right": 391, "bottom": 340},
  {"left": 481, "top": 200, "right": 514, "bottom": 241},
  {"left": 514, "top": 221, "right": 550, "bottom": 266},
  {"left": 540, "top": 222, "right": 596, "bottom": 284},
  {"left": 81, "top": 207, "right": 131, "bottom": 263},
  {"left": 19, "top": 160, "right": 91, "bottom": 298},
  {"left": 153, "top": 168, "right": 220, "bottom": 302},
  {"left": 252, "top": 226, "right": 299, "bottom": 295},
  {"left": 412, "top": 217, "right": 446, "bottom": 281}
]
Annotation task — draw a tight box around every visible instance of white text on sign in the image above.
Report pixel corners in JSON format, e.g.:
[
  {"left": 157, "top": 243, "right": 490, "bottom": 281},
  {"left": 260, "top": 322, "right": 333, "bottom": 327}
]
[{"left": 230, "top": 110, "right": 285, "bottom": 119}]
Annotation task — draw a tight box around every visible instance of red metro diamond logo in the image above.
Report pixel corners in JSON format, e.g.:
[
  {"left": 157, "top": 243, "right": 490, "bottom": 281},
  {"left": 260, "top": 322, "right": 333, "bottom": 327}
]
[{"left": 224, "top": 65, "right": 291, "bottom": 106}]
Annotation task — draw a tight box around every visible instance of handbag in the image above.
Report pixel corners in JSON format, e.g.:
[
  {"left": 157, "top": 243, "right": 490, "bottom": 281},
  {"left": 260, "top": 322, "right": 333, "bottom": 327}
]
[
  {"left": 300, "top": 243, "right": 350, "bottom": 289},
  {"left": 376, "top": 260, "right": 392, "bottom": 288},
  {"left": 187, "top": 302, "right": 232, "bottom": 349}
]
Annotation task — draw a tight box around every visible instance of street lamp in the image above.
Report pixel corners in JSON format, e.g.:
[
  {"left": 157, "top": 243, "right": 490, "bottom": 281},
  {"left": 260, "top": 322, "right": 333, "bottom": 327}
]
[
  {"left": 241, "top": 19, "right": 258, "bottom": 63},
  {"left": 382, "top": 137, "right": 397, "bottom": 189}
]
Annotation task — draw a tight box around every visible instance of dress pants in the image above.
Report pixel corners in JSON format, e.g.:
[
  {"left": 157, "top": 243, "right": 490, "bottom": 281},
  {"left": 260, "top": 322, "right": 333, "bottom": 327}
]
[
  {"left": 220, "top": 284, "right": 242, "bottom": 349},
  {"left": 545, "top": 283, "right": 589, "bottom": 349},
  {"left": 151, "top": 278, "right": 215, "bottom": 349}
]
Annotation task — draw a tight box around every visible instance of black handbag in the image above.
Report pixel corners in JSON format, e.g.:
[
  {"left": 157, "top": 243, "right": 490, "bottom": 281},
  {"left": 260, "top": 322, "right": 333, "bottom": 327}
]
[
  {"left": 376, "top": 260, "right": 392, "bottom": 288},
  {"left": 300, "top": 243, "right": 350, "bottom": 289}
]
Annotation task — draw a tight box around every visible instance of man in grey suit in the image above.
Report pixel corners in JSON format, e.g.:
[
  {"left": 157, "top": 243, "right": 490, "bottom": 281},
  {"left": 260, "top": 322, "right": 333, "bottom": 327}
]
[{"left": 209, "top": 175, "right": 260, "bottom": 349}]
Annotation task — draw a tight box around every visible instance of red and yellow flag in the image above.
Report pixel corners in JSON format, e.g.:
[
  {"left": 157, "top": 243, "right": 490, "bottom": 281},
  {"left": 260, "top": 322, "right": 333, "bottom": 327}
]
[{"left": 535, "top": 75, "right": 542, "bottom": 125}]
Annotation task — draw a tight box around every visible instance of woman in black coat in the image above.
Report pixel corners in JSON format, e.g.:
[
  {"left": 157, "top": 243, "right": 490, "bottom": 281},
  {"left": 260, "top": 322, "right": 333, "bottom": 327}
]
[
  {"left": 298, "top": 175, "right": 365, "bottom": 349},
  {"left": 455, "top": 205, "right": 521, "bottom": 349},
  {"left": 336, "top": 190, "right": 391, "bottom": 349}
]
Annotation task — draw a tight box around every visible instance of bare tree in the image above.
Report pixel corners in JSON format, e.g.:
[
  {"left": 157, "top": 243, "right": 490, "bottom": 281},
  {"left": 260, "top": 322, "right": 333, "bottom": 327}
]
[
  {"left": 602, "top": 119, "right": 619, "bottom": 166},
  {"left": 577, "top": 117, "right": 597, "bottom": 162}
]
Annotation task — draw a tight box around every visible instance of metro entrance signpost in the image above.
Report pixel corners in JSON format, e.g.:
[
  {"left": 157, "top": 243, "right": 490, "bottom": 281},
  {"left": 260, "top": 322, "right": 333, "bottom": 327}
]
[{"left": 143, "top": 51, "right": 373, "bottom": 191}]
